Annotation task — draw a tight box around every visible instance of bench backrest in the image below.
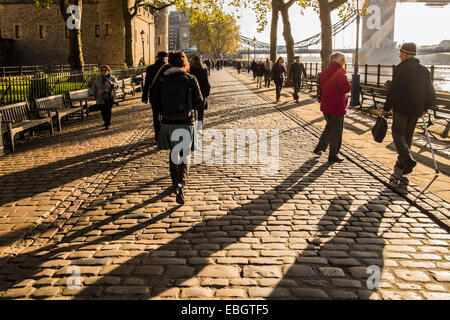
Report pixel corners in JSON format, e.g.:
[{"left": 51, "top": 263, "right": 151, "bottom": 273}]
[
  {"left": 0, "top": 101, "right": 31, "bottom": 132},
  {"left": 123, "top": 78, "right": 132, "bottom": 86},
  {"left": 69, "top": 89, "right": 89, "bottom": 100},
  {"left": 35, "top": 94, "right": 65, "bottom": 118}
]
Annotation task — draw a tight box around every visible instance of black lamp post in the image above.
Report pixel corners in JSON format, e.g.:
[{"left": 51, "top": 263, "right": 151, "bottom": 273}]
[
  {"left": 253, "top": 36, "right": 256, "bottom": 60},
  {"left": 140, "top": 30, "right": 145, "bottom": 65},
  {"left": 350, "top": 0, "right": 365, "bottom": 107}
]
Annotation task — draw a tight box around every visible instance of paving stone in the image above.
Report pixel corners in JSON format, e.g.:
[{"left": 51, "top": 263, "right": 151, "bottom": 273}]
[
  {"left": 244, "top": 266, "right": 282, "bottom": 278},
  {"left": 181, "top": 288, "right": 213, "bottom": 298},
  {"left": 197, "top": 265, "right": 240, "bottom": 278},
  {"left": 394, "top": 270, "right": 431, "bottom": 282}
]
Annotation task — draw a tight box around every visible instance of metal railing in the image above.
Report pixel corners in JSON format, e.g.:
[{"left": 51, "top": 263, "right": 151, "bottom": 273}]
[
  {"left": 303, "top": 63, "right": 450, "bottom": 93},
  {"left": 0, "top": 66, "right": 147, "bottom": 107}
]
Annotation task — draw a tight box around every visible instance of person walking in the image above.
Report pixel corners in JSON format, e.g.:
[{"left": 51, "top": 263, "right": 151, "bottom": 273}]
[
  {"left": 251, "top": 59, "right": 258, "bottom": 80},
  {"left": 313, "top": 52, "right": 351, "bottom": 163},
  {"left": 236, "top": 60, "right": 242, "bottom": 74},
  {"left": 89, "top": 65, "right": 119, "bottom": 130},
  {"left": 289, "top": 56, "right": 307, "bottom": 102},
  {"left": 204, "top": 59, "right": 211, "bottom": 75},
  {"left": 382, "top": 42, "right": 436, "bottom": 175},
  {"left": 153, "top": 51, "right": 204, "bottom": 204},
  {"left": 271, "top": 57, "right": 287, "bottom": 102},
  {"left": 255, "top": 61, "right": 265, "bottom": 88},
  {"left": 264, "top": 58, "right": 273, "bottom": 88},
  {"left": 189, "top": 55, "right": 211, "bottom": 133},
  {"left": 142, "top": 51, "right": 170, "bottom": 142}
]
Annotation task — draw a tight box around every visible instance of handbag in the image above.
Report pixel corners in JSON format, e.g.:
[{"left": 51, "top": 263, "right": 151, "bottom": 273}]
[{"left": 372, "top": 115, "right": 388, "bottom": 143}]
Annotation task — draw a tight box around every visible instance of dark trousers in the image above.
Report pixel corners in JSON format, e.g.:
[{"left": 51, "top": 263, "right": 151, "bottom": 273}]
[
  {"left": 100, "top": 102, "right": 113, "bottom": 126},
  {"left": 169, "top": 151, "right": 189, "bottom": 187},
  {"left": 274, "top": 79, "right": 283, "bottom": 101},
  {"left": 315, "top": 112, "right": 344, "bottom": 159},
  {"left": 237, "top": 67, "right": 241, "bottom": 74},
  {"left": 264, "top": 70, "right": 271, "bottom": 87},
  {"left": 252, "top": 70, "right": 256, "bottom": 80},
  {"left": 392, "top": 112, "right": 418, "bottom": 168},
  {"left": 293, "top": 79, "right": 301, "bottom": 101},
  {"left": 151, "top": 103, "right": 161, "bottom": 141}
]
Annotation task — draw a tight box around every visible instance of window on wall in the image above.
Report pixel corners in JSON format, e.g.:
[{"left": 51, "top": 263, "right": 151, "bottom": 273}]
[
  {"left": 14, "top": 25, "right": 20, "bottom": 39},
  {"left": 158, "top": 36, "right": 160, "bottom": 46},
  {"left": 95, "top": 25, "right": 100, "bottom": 38},
  {"left": 65, "top": 27, "right": 69, "bottom": 39},
  {"left": 39, "top": 25, "right": 45, "bottom": 39},
  {"left": 105, "top": 24, "right": 110, "bottom": 37}
]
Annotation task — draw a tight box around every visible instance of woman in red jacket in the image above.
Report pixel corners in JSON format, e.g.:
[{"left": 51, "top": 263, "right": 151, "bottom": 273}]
[{"left": 313, "top": 52, "right": 351, "bottom": 163}]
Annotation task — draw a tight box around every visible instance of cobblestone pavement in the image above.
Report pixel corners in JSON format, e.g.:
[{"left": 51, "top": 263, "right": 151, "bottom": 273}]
[
  {"left": 0, "top": 70, "right": 449, "bottom": 300},
  {"left": 236, "top": 70, "right": 450, "bottom": 202}
]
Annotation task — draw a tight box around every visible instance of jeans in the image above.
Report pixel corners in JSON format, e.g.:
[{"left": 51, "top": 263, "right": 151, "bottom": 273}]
[
  {"left": 392, "top": 112, "right": 419, "bottom": 168},
  {"left": 274, "top": 79, "right": 283, "bottom": 101},
  {"left": 315, "top": 112, "right": 344, "bottom": 159},
  {"left": 264, "top": 70, "right": 271, "bottom": 87}
]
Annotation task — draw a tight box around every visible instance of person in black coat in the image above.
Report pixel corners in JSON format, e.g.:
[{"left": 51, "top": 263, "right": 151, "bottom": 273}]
[
  {"left": 251, "top": 59, "right": 257, "bottom": 80},
  {"left": 271, "top": 57, "right": 287, "bottom": 102},
  {"left": 189, "top": 55, "right": 211, "bottom": 132},
  {"left": 142, "top": 51, "right": 170, "bottom": 142},
  {"left": 382, "top": 42, "right": 436, "bottom": 175},
  {"left": 289, "top": 56, "right": 307, "bottom": 102}
]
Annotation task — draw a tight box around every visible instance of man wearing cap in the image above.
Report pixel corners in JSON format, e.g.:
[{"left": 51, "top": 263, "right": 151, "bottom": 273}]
[
  {"left": 142, "top": 51, "right": 170, "bottom": 142},
  {"left": 289, "top": 56, "right": 307, "bottom": 102},
  {"left": 382, "top": 42, "right": 436, "bottom": 175}
]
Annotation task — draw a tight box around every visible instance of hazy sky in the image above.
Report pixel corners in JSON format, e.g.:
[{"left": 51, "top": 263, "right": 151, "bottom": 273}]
[{"left": 228, "top": 2, "right": 450, "bottom": 48}]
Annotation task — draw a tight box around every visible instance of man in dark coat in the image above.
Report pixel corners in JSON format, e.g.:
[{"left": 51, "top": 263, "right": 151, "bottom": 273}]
[
  {"left": 142, "top": 51, "right": 170, "bottom": 142},
  {"left": 382, "top": 42, "right": 436, "bottom": 175},
  {"left": 251, "top": 59, "right": 258, "bottom": 80},
  {"left": 289, "top": 56, "right": 307, "bottom": 102}
]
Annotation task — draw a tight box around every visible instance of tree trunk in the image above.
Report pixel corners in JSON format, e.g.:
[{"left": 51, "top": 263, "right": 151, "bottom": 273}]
[
  {"left": 122, "top": 1, "right": 134, "bottom": 67},
  {"left": 59, "top": 0, "right": 84, "bottom": 72},
  {"left": 318, "top": 0, "right": 332, "bottom": 70},
  {"left": 269, "top": 0, "right": 279, "bottom": 63},
  {"left": 279, "top": 1, "right": 295, "bottom": 84}
]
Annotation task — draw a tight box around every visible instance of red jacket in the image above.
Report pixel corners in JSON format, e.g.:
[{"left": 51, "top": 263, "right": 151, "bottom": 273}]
[{"left": 319, "top": 61, "right": 351, "bottom": 115}]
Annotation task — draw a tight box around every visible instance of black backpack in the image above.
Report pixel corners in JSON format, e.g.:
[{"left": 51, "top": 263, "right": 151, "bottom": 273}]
[
  {"left": 372, "top": 115, "right": 388, "bottom": 143},
  {"left": 160, "top": 74, "right": 193, "bottom": 120}
]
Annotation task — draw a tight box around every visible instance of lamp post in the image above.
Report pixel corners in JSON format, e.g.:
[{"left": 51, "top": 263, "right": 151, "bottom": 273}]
[
  {"left": 253, "top": 36, "right": 256, "bottom": 60},
  {"left": 350, "top": 0, "right": 366, "bottom": 107},
  {"left": 140, "top": 30, "right": 145, "bottom": 65}
]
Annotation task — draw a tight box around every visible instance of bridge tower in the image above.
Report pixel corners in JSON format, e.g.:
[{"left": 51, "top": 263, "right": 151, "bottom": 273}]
[{"left": 359, "top": 0, "right": 398, "bottom": 65}]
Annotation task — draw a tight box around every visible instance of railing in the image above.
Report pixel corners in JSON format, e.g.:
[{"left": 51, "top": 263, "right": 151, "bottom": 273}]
[
  {"left": 0, "top": 66, "right": 147, "bottom": 107},
  {"left": 0, "top": 64, "right": 100, "bottom": 76},
  {"left": 303, "top": 63, "right": 450, "bottom": 93}
]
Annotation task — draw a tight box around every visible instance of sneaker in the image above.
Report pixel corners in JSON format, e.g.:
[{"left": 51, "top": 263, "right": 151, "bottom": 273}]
[
  {"left": 313, "top": 147, "right": 322, "bottom": 156},
  {"left": 328, "top": 156, "right": 344, "bottom": 163}
]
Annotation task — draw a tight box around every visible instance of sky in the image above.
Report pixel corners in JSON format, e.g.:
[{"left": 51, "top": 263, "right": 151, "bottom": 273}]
[{"left": 226, "top": 2, "right": 450, "bottom": 48}]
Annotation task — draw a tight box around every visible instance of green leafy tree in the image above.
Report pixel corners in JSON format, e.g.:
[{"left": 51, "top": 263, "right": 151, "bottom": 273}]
[{"left": 190, "top": 8, "right": 240, "bottom": 58}]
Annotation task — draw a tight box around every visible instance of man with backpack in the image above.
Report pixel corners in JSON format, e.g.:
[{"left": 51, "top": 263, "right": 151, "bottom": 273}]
[
  {"left": 142, "top": 51, "right": 170, "bottom": 142},
  {"left": 153, "top": 51, "right": 204, "bottom": 205}
]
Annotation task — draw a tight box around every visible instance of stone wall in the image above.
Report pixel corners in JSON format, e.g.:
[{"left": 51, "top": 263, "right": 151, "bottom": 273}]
[{"left": 0, "top": 0, "right": 166, "bottom": 67}]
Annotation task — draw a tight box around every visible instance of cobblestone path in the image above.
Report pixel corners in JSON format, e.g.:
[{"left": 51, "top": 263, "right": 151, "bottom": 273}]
[{"left": 0, "top": 70, "right": 449, "bottom": 299}]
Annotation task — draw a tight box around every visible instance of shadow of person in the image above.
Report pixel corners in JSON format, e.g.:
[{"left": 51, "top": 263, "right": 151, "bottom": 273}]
[
  {"left": 269, "top": 188, "right": 393, "bottom": 299},
  {"left": 63, "top": 158, "right": 332, "bottom": 299}
]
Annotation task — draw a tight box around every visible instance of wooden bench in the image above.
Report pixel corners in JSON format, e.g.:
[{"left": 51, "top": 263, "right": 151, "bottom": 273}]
[
  {"left": 35, "top": 94, "right": 84, "bottom": 132},
  {"left": 115, "top": 80, "right": 125, "bottom": 102},
  {"left": 430, "top": 94, "right": 450, "bottom": 138},
  {"left": 122, "top": 78, "right": 136, "bottom": 97},
  {"left": 0, "top": 101, "right": 54, "bottom": 152},
  {"left": 69, "top": 89, "right": 96, "bottom": 118},
  {"left": 359, "top": 84, "right": 388, "bottom": 116}
]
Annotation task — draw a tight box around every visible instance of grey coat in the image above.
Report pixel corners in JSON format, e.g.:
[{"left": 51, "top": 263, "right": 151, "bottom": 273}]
[{"left": 89, "top": 75, "right": 119, "bottom": 105}]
